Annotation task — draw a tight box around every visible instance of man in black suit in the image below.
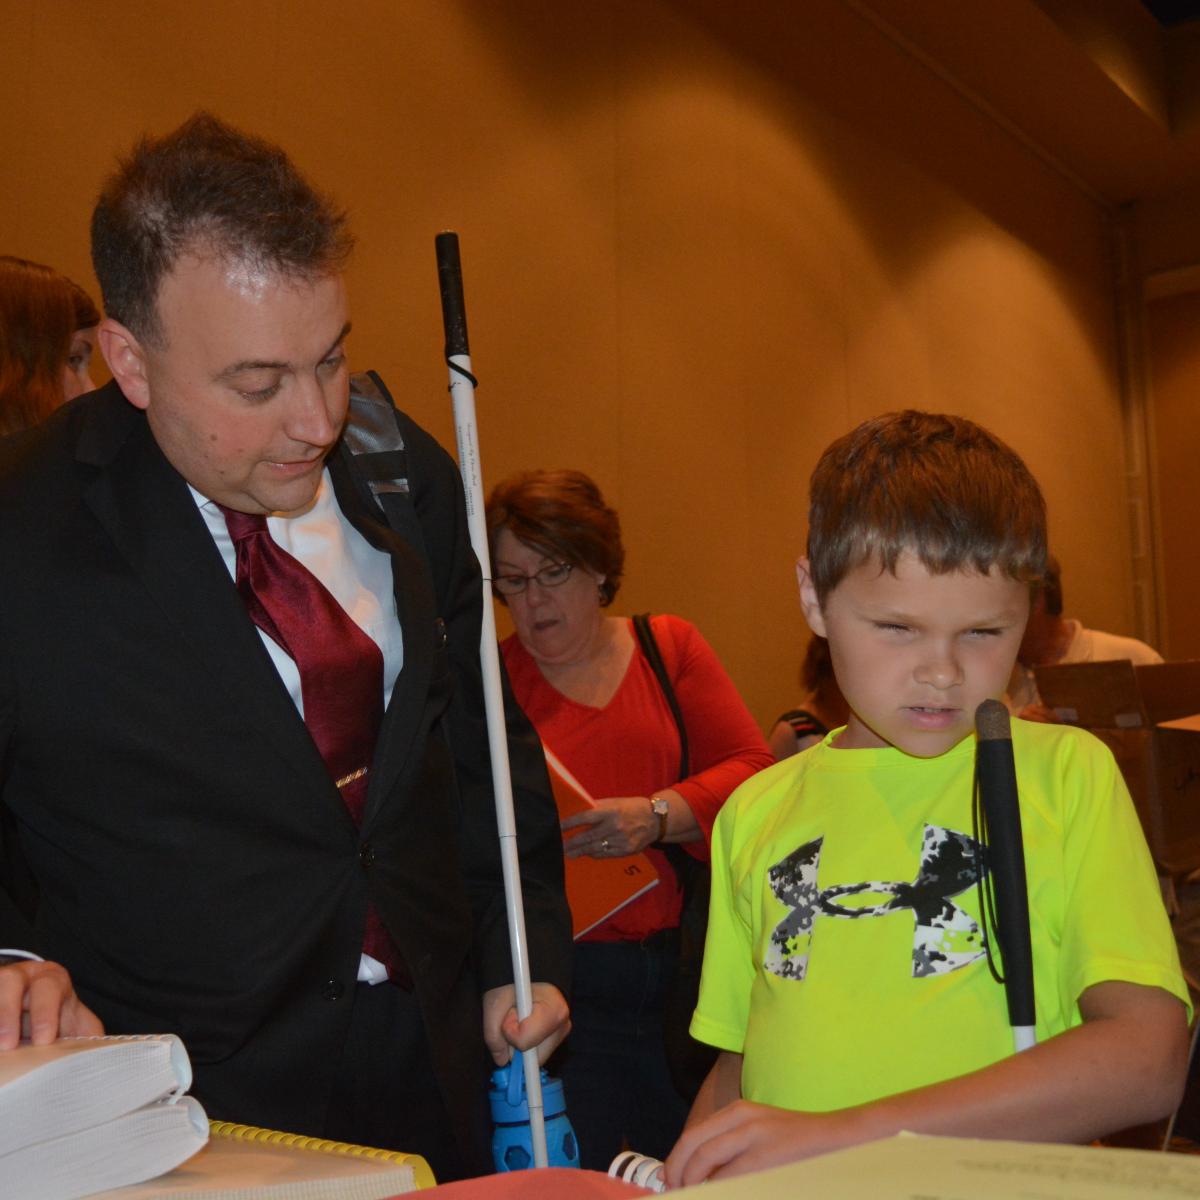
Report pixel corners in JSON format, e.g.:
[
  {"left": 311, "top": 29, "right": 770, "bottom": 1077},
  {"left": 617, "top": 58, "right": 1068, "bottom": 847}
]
[{"left": 0, "top": 114, "right": 571, "bottom": 1180}]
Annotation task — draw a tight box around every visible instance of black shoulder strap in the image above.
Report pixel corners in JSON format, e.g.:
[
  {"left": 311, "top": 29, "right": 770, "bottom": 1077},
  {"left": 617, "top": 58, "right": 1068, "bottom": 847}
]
[
  {"left": 341, "top": 369, "right": 430, "bottom": 564},
  {"left": 342, "top": 370, "right": 409, "bottom": 482},
  {"left": 632, "top": 613, "right": 689, "bottom": 780}
]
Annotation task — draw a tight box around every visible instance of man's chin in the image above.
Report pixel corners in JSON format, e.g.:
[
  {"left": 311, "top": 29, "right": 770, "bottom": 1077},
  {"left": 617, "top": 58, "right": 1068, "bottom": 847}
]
[{"left": 252, "top": 463, "right": 327, "bottom": 516}]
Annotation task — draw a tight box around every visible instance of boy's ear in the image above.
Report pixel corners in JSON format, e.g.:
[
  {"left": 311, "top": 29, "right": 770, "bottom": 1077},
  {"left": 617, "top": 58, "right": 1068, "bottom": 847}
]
[
  {"left": 97, "top": 317, "right": 152, "bottom": 411},
  {"left": 796, "top": 557, "right": 829, "bottom": 637}
]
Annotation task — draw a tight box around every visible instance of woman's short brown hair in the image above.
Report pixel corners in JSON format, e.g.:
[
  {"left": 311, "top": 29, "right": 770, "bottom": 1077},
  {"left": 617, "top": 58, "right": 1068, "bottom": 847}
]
[
  {"left": 0, "top": 256, "right": 100, "bottom": 436},
  {"left": 486, "top": 469, "right": 624, "bottom": 606},
  {"left": 807, "top": 410, "right": 1046, "bottom": 604}
]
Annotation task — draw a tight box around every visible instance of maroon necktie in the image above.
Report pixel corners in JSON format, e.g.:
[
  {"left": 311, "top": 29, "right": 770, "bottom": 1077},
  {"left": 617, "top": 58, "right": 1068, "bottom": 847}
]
[{"left": 220, "top": 505, "right": 410, "bottom": 987}]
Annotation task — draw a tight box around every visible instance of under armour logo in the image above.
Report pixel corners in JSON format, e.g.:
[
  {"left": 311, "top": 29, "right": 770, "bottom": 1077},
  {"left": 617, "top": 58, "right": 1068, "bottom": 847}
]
[{"left": 765, "top": 825, "right": 986, "bottom": 981}]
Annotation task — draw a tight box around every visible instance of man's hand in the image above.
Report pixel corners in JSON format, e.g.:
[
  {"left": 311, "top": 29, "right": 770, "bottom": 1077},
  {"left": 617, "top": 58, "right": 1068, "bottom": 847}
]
[
  {"left": 482, "top": 982, "right": 570, "bottom": 1067},
  {"left": 0, "top": 960, "right": 104, "bottom": 1050},
  {"left": 665, "top": 1100, "right": 848, "bottom": 1187}
]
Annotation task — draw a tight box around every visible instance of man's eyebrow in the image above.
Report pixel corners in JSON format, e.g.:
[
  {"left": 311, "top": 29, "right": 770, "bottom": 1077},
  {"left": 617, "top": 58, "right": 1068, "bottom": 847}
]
[{"left": 215, "top": 322, "right": 352, "bottom": 380}]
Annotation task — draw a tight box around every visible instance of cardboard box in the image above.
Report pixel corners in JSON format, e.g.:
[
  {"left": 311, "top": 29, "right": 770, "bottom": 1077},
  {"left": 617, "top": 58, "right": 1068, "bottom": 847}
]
[{"left": 1033, "top": 660, "right": 1200, "bottom": 877}]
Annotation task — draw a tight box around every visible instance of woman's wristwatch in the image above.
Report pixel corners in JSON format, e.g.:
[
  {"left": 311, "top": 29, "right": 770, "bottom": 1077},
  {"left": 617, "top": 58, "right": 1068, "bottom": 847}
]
[{"left": 649, "top": 795, "right": 669, "bottom": 843}]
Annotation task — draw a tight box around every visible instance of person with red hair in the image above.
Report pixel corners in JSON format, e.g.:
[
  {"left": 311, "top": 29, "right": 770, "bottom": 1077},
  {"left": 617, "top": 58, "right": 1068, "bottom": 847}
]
[{"left": 0, "top": 255, "right": 100, "bottom": 435}]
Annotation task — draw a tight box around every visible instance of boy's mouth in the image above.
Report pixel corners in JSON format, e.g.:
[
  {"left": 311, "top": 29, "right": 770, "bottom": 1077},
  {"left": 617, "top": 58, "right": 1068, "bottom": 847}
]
[{"left": 905, "top": 705, "right": 960, "bottom": 729}]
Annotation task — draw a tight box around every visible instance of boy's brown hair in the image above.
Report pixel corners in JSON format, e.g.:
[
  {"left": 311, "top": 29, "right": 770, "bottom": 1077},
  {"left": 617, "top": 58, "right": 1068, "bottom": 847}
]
[{"left": 807, "top": 410, "right": 1047, "bottom": 603}]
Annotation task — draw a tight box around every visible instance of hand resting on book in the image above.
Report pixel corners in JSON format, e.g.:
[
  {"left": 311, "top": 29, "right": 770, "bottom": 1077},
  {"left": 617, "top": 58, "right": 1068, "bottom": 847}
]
[{"left": 0, "top": 958, "right": 104, "bottom": 1049}]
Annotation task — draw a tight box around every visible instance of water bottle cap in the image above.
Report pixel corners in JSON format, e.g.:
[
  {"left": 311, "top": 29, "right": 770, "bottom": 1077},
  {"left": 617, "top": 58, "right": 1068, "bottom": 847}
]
[{"left": 488, "top": 1062, "right": 565, "bottom": 1121}]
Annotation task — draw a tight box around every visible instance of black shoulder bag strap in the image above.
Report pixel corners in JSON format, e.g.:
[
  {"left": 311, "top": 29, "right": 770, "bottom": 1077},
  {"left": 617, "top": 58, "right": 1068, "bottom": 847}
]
[
  {"left": 632, "top": 612, "right": 694, "bottom": 880},
  {"left": 631, "top": 613, "right": 718, "bottom": 1097},
  {"left": 632, "top": 613, "right": 689, "bottom": 780}
]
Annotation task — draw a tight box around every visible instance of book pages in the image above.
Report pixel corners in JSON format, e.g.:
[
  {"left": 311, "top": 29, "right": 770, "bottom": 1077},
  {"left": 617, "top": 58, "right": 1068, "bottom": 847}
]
[
  {"left": 0, "top": 1035, "right": 191, "bottom": 1158},
  {"left": 92, "top": 1133, "right": 420, "bottom": 1199}
]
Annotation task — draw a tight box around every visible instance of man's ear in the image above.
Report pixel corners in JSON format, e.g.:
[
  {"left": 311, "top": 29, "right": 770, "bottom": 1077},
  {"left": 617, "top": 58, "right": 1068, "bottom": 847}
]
[
  {"left": 796, "top": 557, "right": 829, "bottom": 637},
  {"left": 97, "top": 317, "right": 151, "bottom": 411}
]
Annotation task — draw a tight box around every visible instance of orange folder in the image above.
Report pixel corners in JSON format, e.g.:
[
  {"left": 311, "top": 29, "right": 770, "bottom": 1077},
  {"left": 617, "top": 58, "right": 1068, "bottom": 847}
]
[{"left": 543, "top": 749, "right": 661, "bottom": 939}]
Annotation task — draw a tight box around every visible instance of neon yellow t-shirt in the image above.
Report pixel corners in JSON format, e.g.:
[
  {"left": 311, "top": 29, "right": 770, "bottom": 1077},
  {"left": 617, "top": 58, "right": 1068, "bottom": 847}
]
[{"left": 691, "top": 720, "right": 1188, "bottom": 1112}]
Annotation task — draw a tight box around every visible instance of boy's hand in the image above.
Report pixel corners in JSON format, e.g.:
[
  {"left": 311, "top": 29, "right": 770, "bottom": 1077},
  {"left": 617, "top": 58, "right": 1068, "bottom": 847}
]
[{"left": 665, "top": 1101, "right": 850, "bottom": 1187}]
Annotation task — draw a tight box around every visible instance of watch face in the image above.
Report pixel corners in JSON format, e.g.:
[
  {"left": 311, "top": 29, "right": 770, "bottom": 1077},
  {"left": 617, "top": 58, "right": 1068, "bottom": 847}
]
[{"left": 651, "top": 797, "right": 669, "bottom": 816}]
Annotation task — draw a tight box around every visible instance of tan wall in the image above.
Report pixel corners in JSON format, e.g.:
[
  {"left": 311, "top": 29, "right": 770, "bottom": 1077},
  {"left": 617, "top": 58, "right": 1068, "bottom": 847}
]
[
  {"left": 1145, "top": 290, "right": 1200, "bottom": 661},
  {"left": 0, "top": 0, "right": 1139, "bottom": 727}
]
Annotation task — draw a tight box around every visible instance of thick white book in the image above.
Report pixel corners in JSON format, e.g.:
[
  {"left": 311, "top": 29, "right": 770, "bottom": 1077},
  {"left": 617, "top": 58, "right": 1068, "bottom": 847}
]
[
  {"left": 0, "top": 1034, "right": 193, "bottom": 1158},
  {"left": 1, "top": 1094, "right": 209, "bottom": 1200}
]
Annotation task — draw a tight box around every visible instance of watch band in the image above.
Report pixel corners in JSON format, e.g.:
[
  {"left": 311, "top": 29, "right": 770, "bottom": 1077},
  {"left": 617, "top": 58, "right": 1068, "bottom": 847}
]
[{"left": 650, "top": 795, "right": 669, "bottom": 843}]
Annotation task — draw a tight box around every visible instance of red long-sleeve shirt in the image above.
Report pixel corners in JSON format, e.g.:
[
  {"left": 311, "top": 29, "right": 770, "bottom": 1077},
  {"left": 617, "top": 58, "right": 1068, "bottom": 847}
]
[{"left": 502, "top": 614, "right": 772, "bottom": 941}]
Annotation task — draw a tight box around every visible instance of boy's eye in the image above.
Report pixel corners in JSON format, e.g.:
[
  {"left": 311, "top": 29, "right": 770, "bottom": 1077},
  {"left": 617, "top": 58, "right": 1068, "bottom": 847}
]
[
  {"left": 875, "top": 622, "right": 912, "bottom": 634},
  {"left": 966, "top": 627, "right": 1003, "bottom": 639}
]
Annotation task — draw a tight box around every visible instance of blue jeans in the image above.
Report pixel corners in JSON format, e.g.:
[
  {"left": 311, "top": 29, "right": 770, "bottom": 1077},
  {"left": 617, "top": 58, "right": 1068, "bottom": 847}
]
[{"left": 550, "top": 933, "right": 690, "bottom": 1171}]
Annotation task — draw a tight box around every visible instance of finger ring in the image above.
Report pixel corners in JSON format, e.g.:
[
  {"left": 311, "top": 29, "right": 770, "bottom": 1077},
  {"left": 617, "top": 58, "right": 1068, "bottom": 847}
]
[{"left": 601, "top": 838, "right": 610, "bottom": 853}]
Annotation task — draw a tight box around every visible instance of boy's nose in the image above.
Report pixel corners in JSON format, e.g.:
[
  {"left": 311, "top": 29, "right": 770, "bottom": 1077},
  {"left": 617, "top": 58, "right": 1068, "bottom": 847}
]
[{"left": 915, "top": 648, "right": 963, "bottom": 690}]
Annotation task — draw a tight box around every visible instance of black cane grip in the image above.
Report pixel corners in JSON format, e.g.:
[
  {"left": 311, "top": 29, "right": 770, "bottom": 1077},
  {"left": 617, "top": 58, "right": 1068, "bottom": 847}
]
[
  {"left": 975, "top": 700, "right": 1035, "bottom": 1029},
  {"left": 435, "top": 231, "right": 470, "bottom": 358}
]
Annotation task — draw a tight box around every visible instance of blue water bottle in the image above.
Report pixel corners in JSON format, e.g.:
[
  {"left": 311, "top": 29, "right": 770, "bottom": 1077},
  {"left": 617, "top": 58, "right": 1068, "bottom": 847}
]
[{"left": 488, "top": 1060, "right": 579, "bottom": 1172}]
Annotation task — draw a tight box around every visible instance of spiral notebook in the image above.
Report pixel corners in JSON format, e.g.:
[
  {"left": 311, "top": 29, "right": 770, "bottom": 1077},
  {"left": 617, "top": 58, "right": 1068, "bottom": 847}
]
[{"left": 92, "top": 1121, "right": 434, "bottom": 1198}]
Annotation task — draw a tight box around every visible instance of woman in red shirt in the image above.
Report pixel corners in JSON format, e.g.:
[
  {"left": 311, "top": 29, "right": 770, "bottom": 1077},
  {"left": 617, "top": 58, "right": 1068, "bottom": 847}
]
[{"left": 486, "top": 469, "right": 772, "bottom": 1171}]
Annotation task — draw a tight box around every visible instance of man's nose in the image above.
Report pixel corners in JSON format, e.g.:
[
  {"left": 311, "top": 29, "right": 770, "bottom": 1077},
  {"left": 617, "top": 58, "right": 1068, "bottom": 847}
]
[{"left": 287, "top": 377, "right": 342, "bottom": 445}]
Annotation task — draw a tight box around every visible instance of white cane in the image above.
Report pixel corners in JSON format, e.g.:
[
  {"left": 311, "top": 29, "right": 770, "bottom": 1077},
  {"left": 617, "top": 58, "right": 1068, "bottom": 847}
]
[{"left": 435, "top": 231, "right": 549, "bottom": 1168}]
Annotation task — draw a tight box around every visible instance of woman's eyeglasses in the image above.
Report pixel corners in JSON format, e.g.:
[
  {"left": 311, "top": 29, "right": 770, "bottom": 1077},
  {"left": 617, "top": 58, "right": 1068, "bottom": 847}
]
[{"left": 492, "top": 562, "right": 574, "bottom": 596}]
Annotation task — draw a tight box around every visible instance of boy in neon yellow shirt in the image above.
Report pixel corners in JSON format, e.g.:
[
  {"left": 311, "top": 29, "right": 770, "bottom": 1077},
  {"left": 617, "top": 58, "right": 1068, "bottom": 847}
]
[{"left": 666, "top": 411, "right": 1190, "bottom": 1186}]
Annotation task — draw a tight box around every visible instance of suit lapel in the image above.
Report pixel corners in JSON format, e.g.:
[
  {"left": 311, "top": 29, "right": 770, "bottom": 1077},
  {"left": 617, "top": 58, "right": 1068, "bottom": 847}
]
[
  {"left": 327, "top": 446, "right": 438, "bottom": 828},
  {"left": 75, "top": 385, "right": 334, "bottom": 802}
]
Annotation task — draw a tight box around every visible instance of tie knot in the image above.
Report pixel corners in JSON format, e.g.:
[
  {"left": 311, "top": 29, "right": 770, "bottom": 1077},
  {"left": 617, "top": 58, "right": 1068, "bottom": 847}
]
[{"left": 217, "top": 503, "right": 268, "bottom": 543}]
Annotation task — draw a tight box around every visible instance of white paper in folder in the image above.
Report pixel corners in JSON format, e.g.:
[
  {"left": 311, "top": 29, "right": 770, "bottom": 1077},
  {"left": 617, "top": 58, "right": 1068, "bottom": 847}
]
[{"left": 676, "top": 1131, "right": 1200, "bottom": 1198}]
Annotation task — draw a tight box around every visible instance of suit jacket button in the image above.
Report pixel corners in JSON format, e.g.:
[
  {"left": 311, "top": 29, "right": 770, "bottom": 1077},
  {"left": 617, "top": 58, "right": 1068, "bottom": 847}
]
[
  {"left": 320, "top": 978, "right": 345, "bottom": 1001},
  {"left": 359, "top": 843, "right": 375, "bottom": 869},
  {"left": 435, "top": 617, "right": 447, "bottom": 648}
]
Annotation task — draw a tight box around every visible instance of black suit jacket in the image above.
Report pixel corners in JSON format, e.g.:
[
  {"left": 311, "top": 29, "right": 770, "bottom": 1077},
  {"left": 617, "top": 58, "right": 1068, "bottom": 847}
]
[{"left": 0, "top": 377, "right": 570, "bottom": 1153}]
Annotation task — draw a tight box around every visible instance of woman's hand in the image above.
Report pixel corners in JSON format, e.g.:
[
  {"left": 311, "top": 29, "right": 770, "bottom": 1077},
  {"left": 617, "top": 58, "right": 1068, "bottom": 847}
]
[{"left": 561, "top": 796, "right": 659, "bottom": 858}]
